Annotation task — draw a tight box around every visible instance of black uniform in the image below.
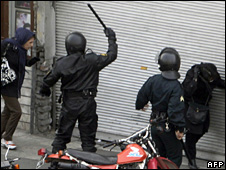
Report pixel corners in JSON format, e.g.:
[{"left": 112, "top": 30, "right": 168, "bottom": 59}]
[
  {"left": 136, "top": 74, "right": 185, "bottom": 167},
  {"left": 41, "top": 32, "right": 117, "bottom": 153},
  {"left": 182, "top": 63, "right": 225, "bottom": 161}
]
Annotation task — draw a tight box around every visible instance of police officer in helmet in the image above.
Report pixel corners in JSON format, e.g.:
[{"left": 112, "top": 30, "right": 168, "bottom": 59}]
[
  {"left": 65, "top": 31, "right": 87, "bottom": 55},
  {"left": 40, "top": 28, "right": 117, "bottom": 153},
  {"left": 157, "top": 47, "right": 181, "bottom": 79},
  {"left": 136, "top": 47, "right": 185, "bottom": 168}
]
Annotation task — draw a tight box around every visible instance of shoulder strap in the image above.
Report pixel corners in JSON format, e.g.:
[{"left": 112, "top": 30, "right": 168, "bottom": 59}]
[
  {"left": 199, "top": 75, "right": 212, "bottom": 94},
  {"left": 199, "top": 75, "right": 212, "bottom": 105},
  {"left": 2, "top": 43, "right": 11, "bottom": 58}
]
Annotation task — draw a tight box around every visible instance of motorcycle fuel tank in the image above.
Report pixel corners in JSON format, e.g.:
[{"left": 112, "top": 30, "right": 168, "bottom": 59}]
[{"left": 117, "top": 143, "right": 147, "bottom": 164}]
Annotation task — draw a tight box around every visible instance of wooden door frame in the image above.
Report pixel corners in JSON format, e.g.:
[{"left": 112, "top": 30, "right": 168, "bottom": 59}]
[
  {"left": 1, "top": 1, "right": 9, "bottom": 40},
  {"left": 1, "top": 1, "right": 34, "bottom": 41}
]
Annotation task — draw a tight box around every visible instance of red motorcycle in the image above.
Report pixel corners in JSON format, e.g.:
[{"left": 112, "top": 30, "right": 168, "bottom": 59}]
[
  {"left": 1, "top": 147, "right": 20, "bottom": 169},
  {"left": 36, "top": 120, "right": 178, "bottom": 169}
]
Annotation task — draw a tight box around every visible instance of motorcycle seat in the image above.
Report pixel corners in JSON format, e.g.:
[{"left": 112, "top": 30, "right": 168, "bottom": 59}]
[{"left": 67, "top": 148, "right": 118, "bottom": 165}]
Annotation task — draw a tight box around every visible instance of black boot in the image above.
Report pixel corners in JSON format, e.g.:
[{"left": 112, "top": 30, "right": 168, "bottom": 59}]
[
  {"left": 50, "top": 162, "right": 58, "bottom": 169},
  {"left": 188, "top": 159, "right": 199, "bottom": 169},
  {"left": 52, "top": 147, "right": 58, "bottom": 154}
]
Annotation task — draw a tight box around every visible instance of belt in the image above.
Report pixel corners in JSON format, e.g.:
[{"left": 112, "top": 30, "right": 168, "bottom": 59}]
[
  {"left": 151, "top": 111, "right": 167, "bottom": 120},
  {"left": 150, "top": 111, "right": 171, "bottom": 132},
  {"left": 63, "top": 89, "right": 97, "bottom": 98}
]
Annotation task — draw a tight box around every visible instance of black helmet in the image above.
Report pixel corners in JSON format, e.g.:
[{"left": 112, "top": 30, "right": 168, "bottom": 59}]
[
  {"left": 65, "top": 32, "right": 86, "bottom": 55},
  {"left": 157, "top": 47, "right": 181, "bottom": 80}
]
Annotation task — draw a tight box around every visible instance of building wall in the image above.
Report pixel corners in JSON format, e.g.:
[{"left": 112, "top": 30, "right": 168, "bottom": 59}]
[{"left": 33, "top": 1, "right": 56, "bottom": 133}]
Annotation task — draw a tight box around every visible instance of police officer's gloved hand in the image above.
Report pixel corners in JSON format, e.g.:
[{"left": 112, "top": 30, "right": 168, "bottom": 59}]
[
  {"left": 104, "top": 27, "right": 116, "bottom": 41},
  {"left": 39, "top": 84, "right": 51, "bottom": 97},
  {"left": 27, "top": 57, "right": 40, "bottom": 66}
]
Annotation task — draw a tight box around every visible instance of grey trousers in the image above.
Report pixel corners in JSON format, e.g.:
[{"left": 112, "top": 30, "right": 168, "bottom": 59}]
[{"left": 1, "top": 95, "right": 22, "bottom": 141}]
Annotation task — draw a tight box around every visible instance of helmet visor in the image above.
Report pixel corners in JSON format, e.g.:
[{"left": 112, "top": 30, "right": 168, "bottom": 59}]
[{"left": 162, "top": 71, "right": 180, "bottom": 80}]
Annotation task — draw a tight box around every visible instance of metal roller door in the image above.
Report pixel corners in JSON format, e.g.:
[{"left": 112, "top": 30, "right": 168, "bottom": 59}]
[{"left": 55, "top": 1, "right": 225, "bottom": 156}]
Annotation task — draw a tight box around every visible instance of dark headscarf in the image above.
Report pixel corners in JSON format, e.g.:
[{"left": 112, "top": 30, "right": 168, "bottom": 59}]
[
  {"left": 3, "top": 28, "right": 35, "bottom": 91},
  {"left": 4, "top": 27, "right": 35, "bottom": 58},
  {"left": 199, "top": 63, "right": 220, "bottom": 82}
]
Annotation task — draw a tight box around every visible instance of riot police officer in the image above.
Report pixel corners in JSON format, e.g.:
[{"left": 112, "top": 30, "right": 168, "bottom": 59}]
[
  {"left": 135, "top": 47, "right": 185, "bottom": 168},
  {"left": 40, "top": 28, "right": 117, "bottom": 153}
]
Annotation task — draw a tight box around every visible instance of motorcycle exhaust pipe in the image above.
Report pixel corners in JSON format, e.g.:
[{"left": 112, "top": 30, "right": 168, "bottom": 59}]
[{"left": 58, "top": 162, "right": 89, "bottom": 169}]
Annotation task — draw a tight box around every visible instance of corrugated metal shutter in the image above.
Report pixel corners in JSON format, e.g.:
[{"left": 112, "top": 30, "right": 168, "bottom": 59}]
[{"left": 55, "top": 1, "right": 225, "bottom": 155}]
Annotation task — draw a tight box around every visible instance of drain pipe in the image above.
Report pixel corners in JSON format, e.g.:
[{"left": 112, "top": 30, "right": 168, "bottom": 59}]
[
  {"left": 30, "top": 1, "right": 38, "bottom": 134},
  {"left": 52, "top": 56, "right": 57, "bottom": 131}
]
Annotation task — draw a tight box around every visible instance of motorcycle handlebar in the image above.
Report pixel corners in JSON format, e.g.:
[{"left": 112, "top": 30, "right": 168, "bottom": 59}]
[
  {"left": 123, "top": 125, "right": 149, "bottom": 142},
  {"left": 103, "top": 121, "right": 165, "bottom": 149},
  {"left": 103, "top": 140, "right": 117, "bottom": 148}
]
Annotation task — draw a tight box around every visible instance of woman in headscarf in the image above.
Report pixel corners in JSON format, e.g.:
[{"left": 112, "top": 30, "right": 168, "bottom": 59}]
[
  {"left": 1, "top": 28, "right": 40, "bottom": 149},
  {"left": 182, "top": 63, "right": 225, "bottom": 169}
]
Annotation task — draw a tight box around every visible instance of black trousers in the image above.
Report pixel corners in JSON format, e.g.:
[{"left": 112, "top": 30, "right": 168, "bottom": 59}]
[
  {"left": 52, "top": 94, "right": 98, "bottom": 153},
  {"left": 185, "top": 132, "right": 203, "bottom": 160},
  {"left": 151, "top": 125, "right": 183, "bottom": 168}
]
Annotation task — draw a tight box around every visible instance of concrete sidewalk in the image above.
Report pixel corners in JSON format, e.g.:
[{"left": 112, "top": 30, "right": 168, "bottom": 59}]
[
  {"left": 1, "top": 128, "right": 120, "bottom": 168},
  {"left": 1, "top": 128, "right": 117, "bottom": 161},
  {"left": 1, "top": 128, "right": 224, "bottom": 169},
  {"left": 1, "top": 129, "right": 58, "bottom": 161}
]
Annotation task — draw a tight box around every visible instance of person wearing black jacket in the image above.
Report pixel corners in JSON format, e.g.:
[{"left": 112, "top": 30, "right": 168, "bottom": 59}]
[
  {"left": 182, "top": 63, "right": 225, "bottom": 169},
  {"left": 1, "top": 28, "right": 40, "bottom": 149},
  {"left": 136, "top": 47, "right": 185, "bottom": 168},
  {"left": 39, "top": 28, "right": 117, "bottom": 153}
]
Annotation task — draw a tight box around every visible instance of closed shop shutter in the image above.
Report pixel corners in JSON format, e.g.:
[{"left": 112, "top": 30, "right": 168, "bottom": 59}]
[{"left": 55, "top": 1, "right": 225, "bottom": 156}]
